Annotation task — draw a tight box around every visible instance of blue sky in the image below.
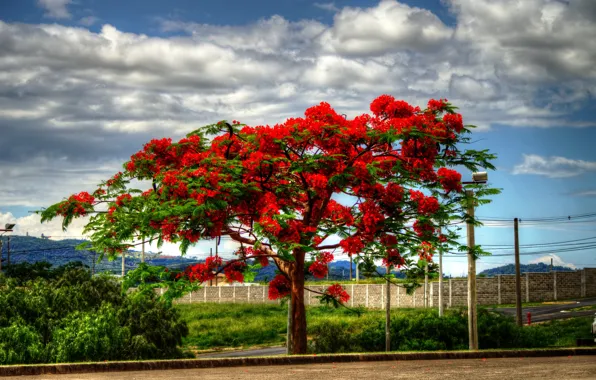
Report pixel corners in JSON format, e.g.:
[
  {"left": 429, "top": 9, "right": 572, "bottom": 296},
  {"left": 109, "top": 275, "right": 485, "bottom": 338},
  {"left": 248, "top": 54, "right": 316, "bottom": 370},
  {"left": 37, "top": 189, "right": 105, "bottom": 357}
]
[{"left": 1, "top": 0, "right": 595, "bottom": 274}]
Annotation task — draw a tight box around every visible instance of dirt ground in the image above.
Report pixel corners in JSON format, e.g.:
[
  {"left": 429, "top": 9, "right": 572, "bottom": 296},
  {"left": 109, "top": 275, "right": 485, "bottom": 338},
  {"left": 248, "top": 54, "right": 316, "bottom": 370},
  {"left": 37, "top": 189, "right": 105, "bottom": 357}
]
[{"left": 14, "top": 356, "right": 596, "bottom": 380}]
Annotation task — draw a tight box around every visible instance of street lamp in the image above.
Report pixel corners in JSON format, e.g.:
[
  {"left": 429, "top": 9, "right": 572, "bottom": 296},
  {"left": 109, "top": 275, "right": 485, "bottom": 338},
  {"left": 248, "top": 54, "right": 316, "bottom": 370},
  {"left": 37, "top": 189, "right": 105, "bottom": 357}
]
[
  {"left": 0, "top": 223, "right": 15, "bottom": 271},
  {"left": 462, "top": 172, "right": 487, "bottom": 351}
]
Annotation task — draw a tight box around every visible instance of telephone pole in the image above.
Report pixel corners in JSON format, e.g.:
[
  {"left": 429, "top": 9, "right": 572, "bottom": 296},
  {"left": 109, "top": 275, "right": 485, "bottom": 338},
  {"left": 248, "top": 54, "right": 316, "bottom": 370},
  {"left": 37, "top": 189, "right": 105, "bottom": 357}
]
[
  {"left": 514, "top": 217, "right": 522, "bottom": 327},
  {"left": 385, "top": 264, "right": 391, "bottom": 352},
  {"left": 424, "top": 262, "right": 429, "bottom": 308},
  {"left": 6, "top": 236, "right": 10, "bottom": 268},
  {"left": 438, "top": 228, "right": 444, "bottom": 317},
  {"left": 466, "top": 190, "right": 478, "bottom": 350},
  {"left": 0, "top": 239, "right": 3, "bottom": 271}
]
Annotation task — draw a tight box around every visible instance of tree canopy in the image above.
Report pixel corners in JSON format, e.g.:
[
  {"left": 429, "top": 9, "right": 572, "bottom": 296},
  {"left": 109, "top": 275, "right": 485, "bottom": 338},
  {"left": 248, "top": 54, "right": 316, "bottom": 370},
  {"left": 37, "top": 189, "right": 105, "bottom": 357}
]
[{"left": 41, "top": 95, "right": 499, "bottom": 353}]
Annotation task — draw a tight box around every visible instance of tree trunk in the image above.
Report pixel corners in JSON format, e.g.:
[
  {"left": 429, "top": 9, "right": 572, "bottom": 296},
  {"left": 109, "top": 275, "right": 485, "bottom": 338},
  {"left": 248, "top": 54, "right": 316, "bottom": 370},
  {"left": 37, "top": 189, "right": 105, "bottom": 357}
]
[{"left": 290, "top": 258, "right": 307, "bottom": 354}]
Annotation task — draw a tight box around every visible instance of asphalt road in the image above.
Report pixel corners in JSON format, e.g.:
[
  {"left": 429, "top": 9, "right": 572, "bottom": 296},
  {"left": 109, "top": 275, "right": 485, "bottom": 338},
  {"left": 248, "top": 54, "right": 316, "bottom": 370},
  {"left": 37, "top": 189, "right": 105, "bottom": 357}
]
[
  {"left": 496, "top": 297, "right": 596, "bottom": 323},
  {"left": 198, "top": 346, "right": 286, "bottom": 358},
  {"left": 15, "top": 356, "right": 596, "bottom": 379}
]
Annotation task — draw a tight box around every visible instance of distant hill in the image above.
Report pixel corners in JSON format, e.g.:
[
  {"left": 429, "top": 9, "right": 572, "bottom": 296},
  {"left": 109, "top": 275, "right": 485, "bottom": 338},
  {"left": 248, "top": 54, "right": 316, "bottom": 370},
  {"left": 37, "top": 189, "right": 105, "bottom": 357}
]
[
  {"left": 479, "top": 262, "right": 574, "bottom": 276},
  {"left": 0, "top": 236, "right": 406, "bottom": 281}
]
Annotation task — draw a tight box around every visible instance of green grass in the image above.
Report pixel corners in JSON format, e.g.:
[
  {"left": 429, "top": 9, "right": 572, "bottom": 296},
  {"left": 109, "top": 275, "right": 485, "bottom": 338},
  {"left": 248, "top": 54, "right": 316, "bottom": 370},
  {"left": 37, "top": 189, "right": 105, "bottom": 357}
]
[{"left": 176, "top": 302, "right": 594, "bottom": 352}]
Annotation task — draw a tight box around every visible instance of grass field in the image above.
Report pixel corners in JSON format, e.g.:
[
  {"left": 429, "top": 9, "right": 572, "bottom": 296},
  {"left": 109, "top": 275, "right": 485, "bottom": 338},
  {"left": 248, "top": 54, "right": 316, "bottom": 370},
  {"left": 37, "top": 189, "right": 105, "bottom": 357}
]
[{"left": 176, "top": 302, "right": 594, "bottom": 352}]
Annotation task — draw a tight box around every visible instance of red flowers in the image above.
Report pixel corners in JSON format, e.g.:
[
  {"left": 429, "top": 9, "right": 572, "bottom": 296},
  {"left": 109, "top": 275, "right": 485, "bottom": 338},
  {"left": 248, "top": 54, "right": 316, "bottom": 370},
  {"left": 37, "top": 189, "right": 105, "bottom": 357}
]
[
  {"left": 56, "top": 192, "right": 95, "bottom": 217},
  {"left": 437, "top": 168, "right": 462, "bottom": 193},
  {"left": 325, "top": 284, "right": 350, "bottom": 303},
  {"left": 224, "top": 261, "right": 246, "bottom": 283},
  {"left": 268, "top": 274, "right": 291, "bottom": 300},
  {"left": 115, "top": 194, "right": 132, "bottom": 207},
  {"left": 409, "top": 190, "right": 440, "bottom": 216},
  {"left": 309, "top": 252, "right": 333, "bottom": 278}
]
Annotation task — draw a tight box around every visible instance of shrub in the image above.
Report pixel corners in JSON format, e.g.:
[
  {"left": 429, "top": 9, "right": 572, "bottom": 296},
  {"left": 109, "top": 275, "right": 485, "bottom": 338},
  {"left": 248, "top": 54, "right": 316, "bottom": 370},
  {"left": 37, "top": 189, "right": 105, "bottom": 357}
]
[{"left": 0, "top": 263, "right": 188, "bottom": 364}]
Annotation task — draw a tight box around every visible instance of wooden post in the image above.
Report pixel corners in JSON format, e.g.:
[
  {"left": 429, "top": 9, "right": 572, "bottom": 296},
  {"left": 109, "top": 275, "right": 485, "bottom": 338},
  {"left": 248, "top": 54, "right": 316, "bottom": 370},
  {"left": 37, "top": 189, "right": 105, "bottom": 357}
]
[
  {"left": 514, "top": 217, "right": 523, "bottom": 327},
  {"left": 424, "top": 262, "right": 429, "bottom": 308},
  {"left": 466, "top": 190, "right": 478, "bottom": 350},
  {"left": 141, "top": 238, "right": 145, "bottom": 263},
  {"left": 385, "top": 265, "right": 391, "bottom": 352},
  {"left": 497, "top": 275, "right": 502, "bottom": 305},
  {"left": 553, "top": 271, "right": 557, "bottom": 301},
  {"left": 6, "top": 236, "right": 10, "bottom": 268},
  {"left": 439, "top": 242, "right": 444, "bottom": 316},
  {"left": 349, "top": 255, "right": 353, "bottom": 281}
]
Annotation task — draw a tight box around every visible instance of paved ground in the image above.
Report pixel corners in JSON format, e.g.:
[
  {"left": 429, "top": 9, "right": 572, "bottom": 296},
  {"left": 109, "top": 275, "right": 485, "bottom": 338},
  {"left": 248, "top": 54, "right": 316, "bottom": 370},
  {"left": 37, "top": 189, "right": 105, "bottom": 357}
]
[
  {"left": 198, "top": 346, "right": 286, "bottom": 358},
  {"left": 15, "top": 356, "right": 596, "bottom": 379},
  {"left": 496, "top": 297, "right": 596, "bottom": 323}
]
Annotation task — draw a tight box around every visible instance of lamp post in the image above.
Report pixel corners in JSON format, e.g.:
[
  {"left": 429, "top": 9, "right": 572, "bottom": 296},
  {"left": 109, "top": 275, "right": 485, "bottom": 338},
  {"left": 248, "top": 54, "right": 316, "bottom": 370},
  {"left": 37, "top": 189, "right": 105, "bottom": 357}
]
[
  {"left": 0, "top": 223, "right": 16, "bottom": 271},
  {"left": 462, "top": 172, "right": 487, "bottom": 351}
]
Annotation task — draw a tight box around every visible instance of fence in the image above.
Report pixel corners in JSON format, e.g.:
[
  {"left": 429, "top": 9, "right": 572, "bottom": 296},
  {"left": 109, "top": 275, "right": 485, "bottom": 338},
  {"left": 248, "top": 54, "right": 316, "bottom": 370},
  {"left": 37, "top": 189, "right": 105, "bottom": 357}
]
[{"left": 170, "top": 268, "right": 596, "bottom": 308}]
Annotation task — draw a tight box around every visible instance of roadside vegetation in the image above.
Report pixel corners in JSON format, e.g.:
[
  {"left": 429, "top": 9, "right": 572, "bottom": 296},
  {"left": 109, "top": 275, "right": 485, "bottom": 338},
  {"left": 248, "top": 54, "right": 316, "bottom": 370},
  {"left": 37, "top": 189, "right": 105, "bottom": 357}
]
[
  {"left": 0, "top": 262, "right": 190, "bottom": 365},
  {"left": 176, "top": 302, "right": 594, "bottom": 353}
]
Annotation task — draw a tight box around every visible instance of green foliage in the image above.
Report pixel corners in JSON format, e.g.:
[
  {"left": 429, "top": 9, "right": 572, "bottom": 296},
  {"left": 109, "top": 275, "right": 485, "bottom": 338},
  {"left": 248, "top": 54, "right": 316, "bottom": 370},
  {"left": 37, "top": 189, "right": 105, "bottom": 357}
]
[
  {"left": 308, "top": 308, "right": 582, "bottom": 353},
  {"left": 0, "top": 263, "right": 189, "bottom": 364}
]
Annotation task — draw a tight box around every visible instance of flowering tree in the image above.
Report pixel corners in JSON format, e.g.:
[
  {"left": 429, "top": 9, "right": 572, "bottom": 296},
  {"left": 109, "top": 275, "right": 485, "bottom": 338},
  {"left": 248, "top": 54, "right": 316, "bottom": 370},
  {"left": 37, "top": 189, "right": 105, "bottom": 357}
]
[{"left": 41, "top": 95, "right": 498, "bottom": 354}]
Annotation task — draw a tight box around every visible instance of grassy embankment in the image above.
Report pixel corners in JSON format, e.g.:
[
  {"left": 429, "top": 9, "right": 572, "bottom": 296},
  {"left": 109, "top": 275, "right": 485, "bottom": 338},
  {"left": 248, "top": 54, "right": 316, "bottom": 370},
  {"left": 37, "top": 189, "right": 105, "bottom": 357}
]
[{"left": 176, "top": 302, "right": 594, "bottom": 353}]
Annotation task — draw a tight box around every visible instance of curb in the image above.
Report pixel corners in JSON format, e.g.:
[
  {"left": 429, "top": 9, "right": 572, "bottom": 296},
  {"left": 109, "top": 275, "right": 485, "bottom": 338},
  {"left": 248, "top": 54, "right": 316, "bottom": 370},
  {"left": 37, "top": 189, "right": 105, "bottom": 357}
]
[{"left": 1, "top": 348, "right": 596, "bottom": 377}]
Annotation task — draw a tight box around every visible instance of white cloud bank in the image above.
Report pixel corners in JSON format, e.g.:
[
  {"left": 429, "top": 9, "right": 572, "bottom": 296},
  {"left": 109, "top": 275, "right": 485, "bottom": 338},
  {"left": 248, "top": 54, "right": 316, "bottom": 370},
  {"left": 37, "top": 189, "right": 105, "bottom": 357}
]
[
  {"left": 1, "top": 0, "right": 596, "bottom": 211},
  {"left": 529, "top": 254, "right": 576, "bottom": 269},
  {"left": 513, "top": 154, "right": 596, "bottom": 178}
]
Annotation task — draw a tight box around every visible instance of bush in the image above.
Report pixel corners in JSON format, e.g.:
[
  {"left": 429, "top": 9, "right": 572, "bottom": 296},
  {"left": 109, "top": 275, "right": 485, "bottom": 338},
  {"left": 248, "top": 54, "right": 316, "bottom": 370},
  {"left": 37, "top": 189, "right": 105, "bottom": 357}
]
[
  {"left": 0, "top": 263, "right": 189, "bottom": 364},
  {"left": 309, "top": 308, "right": 562, "bottom": 353}
]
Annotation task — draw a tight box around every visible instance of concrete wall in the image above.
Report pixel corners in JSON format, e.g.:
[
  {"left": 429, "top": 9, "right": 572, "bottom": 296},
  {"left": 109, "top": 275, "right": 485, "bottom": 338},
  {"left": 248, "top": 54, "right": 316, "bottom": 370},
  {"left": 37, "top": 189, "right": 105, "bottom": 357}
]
[{"left": 169, "top": 268, "right": 596, "bottom": 308}]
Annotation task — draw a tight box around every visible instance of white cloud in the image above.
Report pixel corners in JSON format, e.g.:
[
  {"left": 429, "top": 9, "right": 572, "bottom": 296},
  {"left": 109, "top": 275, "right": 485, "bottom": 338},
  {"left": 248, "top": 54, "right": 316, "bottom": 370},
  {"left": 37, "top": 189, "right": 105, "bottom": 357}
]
[
  {"left": 512, "top": 154, "right": 596, "bottom": 178},
  {"left": 571, "top": 190, "right": 596, "bottom": 197},
  {"left": 79, "top": 16, "right": 99, "bottom": 27},
  {"left": 37, "top": 0, "right": 72, "bottom": 19},
  {"left": 529, "top": 254, "right": 576, "bottom": 269},
  {"left": 314, "top": 2, "right": 340, "bottom": 13},
  {"left": 1, "top": 0, "right": 596, "bottom": 210}
]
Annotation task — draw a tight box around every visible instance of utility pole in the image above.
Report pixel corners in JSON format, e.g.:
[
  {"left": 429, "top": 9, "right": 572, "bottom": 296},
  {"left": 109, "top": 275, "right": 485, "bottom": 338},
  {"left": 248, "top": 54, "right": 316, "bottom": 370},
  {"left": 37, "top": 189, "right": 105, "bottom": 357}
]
[
  {"left": 385, "top": 264, "right": 391, "bottom": 352},
  {"left": 6, "top": 236, "right": 10, "bottom": 268},
  {"left": 349, "top": 255, "right": 353, "bottom": 281},
  {"left": 550, "top": 257, "right": 553, "bottom": 272},
  {"left": 356, "top": 256, "right": 359, "bottom": 283},
  {"left": 424, "top": 262, "right": 429, "bottom": 308},
  {"left": 466, "top": 190, "right": 478, "bottom": 350},
  {"left": 141, "top": 238, "right": 145, "bottom": 263},
  {"left": 92, "top": 250, "right": 96, "bottom": 276},
  {"left": 215, "top": 239, "right": 219, "bottom": 286},
  {"left": 210, "top": 248, "right": 213, "bottom": 287},
  {"left": 514, "top": 217, "right": 522, "bottom": 327},
  {"left": 438, "top": 228, "right": 444, "bottom": 317},
  {"left": 0, "top": 239, "right": 3, "bottom": 271}
]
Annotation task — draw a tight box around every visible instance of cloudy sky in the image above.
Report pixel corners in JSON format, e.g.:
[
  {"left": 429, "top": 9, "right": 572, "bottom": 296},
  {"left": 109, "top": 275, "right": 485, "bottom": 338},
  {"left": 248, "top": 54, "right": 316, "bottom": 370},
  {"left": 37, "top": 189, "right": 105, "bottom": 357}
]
[{"left": 1, "top": 0, "right": 596, "bottom": 275}]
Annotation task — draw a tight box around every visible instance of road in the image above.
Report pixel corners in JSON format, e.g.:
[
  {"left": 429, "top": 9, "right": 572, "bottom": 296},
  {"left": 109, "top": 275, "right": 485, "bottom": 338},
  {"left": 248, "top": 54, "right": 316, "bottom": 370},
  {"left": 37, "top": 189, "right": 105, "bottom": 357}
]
[
  {"left": 496, "top": 297, "right": 596, "bottom": 323},
  {"left": 15, "top": 356, "right": 596, "bottom": 379},
  {"left": 198, "top": 346, "right": 286, "bottom": 358}
]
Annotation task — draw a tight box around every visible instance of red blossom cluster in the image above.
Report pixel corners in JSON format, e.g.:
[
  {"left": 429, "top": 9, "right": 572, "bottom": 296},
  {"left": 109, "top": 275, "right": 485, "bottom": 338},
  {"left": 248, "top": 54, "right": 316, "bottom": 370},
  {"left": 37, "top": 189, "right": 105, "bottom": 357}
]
[
  {"left": 413, "top": 220, "right": 435, "bottom": 239},
  {"left": 419, "top": 241, "right": 434, "bottom": 262},
  {"left": 184, "top": 256, "right": 222, "bottom": 283},
  {"left": 115, "top": 193, "right": 132, "bottom": 207},
  {"left": 437, "top": 167, "right": 463, "bottom": 193},
  {"left": 325, "top": 284, "right": 350, "bottom": 303},
  {"left": 56, "top": 191, "right": 95, "bottom": 217},
  {"left": 224, "top": 261, "right": 246, "bottom": 283},
  {"left": 268, "top": 274, "right": 291, "bottom": 300},
  {"left": 309, "top": 252, "right": 334, "bottom": 278},
  {"left": 409, "top": 190, "right": 440, "bottom": 216}
]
